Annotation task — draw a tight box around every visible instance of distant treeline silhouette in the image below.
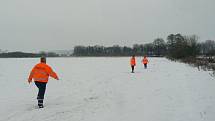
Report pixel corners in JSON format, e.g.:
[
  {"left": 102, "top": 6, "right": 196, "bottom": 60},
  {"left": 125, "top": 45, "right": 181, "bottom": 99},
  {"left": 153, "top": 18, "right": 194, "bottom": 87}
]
[
  {"left": 0, "top": 51, "right": 59, "bottom": 58},
  {"left": 73, "top": 38, "right": 166, "bottom": 57},
  {"left": 73, "top": 34, "right": 215, "bottom": 59},
  {"left": 0, "top": 33, "right": 214, "bottom": 59}
]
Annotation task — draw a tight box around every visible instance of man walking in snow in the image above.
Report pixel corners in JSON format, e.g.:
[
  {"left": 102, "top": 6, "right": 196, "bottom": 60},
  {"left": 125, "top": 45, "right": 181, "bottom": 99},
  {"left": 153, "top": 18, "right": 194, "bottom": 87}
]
[
  {"left": 142, "top": 55, "right": 149, "bottom": 69},
  {"left": 130, "top": 55, "right": 136, "bottom": 73},
  {"left": 28, "top": 57, "right": 59, "bottom": 108}
]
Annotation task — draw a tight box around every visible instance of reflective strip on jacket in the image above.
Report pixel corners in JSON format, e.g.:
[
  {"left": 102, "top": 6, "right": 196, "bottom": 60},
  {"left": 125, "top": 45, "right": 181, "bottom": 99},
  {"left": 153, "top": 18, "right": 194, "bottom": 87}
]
[{"left": 28, "top": 63, "right": 58, "bottom": 83}]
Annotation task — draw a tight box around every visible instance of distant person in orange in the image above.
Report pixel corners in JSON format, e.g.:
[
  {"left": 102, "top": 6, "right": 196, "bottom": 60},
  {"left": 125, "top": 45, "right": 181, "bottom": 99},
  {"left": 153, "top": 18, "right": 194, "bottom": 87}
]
[
  {"left": 142, "top": 55, "right": 149, "bottom": 69},
  {"left": 28, "top": 57, "right": 59, "bottom": 108},
  {"left": 130, "top": 55, "right": 136, "bottom": 73}
]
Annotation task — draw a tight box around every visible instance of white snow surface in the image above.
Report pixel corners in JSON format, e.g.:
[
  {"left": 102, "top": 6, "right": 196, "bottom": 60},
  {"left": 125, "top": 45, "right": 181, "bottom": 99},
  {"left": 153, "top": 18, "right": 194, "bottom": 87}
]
[{"left": 0, "top": 57, "right": 215, "bottom": 121}]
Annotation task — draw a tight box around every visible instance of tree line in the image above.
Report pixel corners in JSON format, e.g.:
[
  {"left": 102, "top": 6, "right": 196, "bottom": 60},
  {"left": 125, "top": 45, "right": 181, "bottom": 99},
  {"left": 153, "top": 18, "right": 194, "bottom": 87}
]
[
  {"left": 73, "top": 33, "right": 215, "bottom": 59},
  {"left": 0, "top": 51, "right": 59, "bottom": 58},
  {"left": 0, "top": 33, "right": 214, "bottom": 59},
  {"left": 73, "top": 38, "right": 167, "bottom": 57}
]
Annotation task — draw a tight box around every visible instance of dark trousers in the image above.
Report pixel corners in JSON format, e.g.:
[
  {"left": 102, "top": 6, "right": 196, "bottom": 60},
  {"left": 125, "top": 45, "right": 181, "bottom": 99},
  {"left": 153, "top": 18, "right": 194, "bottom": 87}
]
[
  {"left": 144, "top": 64, "right": 147, "bottom": 69},
  {"left": 35, "top": 81, "right": 47, "bottom": 106},
  {"left": 131, "top": 66, "right": 135, "bottom": 72}
]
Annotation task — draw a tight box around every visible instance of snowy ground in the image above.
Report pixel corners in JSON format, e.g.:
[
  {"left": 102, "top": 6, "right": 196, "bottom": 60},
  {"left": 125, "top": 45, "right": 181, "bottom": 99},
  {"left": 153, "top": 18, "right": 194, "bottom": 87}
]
[{"left": 0, "top": 57, "right": 215, "bottom": 121}]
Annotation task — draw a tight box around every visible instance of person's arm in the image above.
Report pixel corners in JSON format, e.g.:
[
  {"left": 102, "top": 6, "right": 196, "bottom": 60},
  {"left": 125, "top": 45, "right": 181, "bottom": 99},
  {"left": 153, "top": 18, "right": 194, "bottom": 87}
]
[
  {"left": 134, "top": 59, "right": 136, "bottom": 66},
  {"left": 28, "top": 67, "right": 35, "bottom": 83},
  {"left": 46, "top": 66, "right": 59, "bottom": 80}
]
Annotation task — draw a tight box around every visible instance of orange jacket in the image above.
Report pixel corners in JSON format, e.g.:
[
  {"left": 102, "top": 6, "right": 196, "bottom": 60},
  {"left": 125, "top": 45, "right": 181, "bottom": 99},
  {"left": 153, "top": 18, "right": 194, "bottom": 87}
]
[
  {"left": 142, "top": 57, "right": 148, "bottom": 64},
  {"left": 28, "top": 62, "right": 58, "bottom": 83},
  {"left": 130, "top": 57, "right": 136, "bottom": 66}
]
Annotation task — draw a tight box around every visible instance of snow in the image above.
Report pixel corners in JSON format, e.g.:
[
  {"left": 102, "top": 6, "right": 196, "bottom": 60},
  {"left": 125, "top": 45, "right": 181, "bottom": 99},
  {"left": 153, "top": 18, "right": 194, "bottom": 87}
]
[{"left": 0, "top": 57, "right": 215, "bottom": 121}]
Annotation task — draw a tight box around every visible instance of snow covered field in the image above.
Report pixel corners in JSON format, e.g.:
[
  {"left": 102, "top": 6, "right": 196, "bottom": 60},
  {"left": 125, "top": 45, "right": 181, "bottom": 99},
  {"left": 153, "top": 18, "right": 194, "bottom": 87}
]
[{"left": 0, "top": 57, "right": 215, "bottom": 121}]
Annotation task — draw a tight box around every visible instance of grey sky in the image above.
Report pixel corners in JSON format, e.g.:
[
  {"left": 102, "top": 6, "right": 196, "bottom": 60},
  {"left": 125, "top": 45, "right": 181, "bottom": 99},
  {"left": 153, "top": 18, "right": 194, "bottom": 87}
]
[{"left": 0, "top": 0, "right": 214, "bottom": 52}]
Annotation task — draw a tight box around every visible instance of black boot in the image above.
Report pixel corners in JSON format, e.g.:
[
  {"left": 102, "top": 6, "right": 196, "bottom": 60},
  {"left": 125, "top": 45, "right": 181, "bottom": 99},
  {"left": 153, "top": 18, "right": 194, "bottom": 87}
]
[{"left": 38, "top": 99, "right": 44, "bottom": 108}]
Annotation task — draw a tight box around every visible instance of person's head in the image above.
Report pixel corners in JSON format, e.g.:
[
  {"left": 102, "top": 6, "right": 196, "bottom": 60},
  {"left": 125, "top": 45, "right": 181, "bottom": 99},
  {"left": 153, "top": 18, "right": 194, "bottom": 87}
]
[
  {"left": 40, "top": 57, "right": 46, "bottom": 63},
  {"left": 144, "top": 55, "right": 147, "bottom": 58},
  {"left": 132, "top": 55, "right": 135, "bottom": 58}
]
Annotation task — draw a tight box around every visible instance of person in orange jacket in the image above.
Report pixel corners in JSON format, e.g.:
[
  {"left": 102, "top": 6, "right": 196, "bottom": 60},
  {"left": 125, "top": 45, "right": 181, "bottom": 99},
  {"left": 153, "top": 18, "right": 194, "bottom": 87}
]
[
  {"left": 130, "top": 55, "right": 136, "bottom": 73},
  {"left": 142, "top": 55, "right": 149, "bottom": 69},
  {"left": 28, "top": 57, "right": 59, "bottom": 108}
]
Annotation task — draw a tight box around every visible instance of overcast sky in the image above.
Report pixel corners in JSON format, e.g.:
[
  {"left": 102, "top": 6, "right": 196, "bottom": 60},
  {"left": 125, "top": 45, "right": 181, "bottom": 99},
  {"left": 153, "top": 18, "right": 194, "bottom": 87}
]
[{"left": 0, "top": 0, "right": 214, "bottom": 52}]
